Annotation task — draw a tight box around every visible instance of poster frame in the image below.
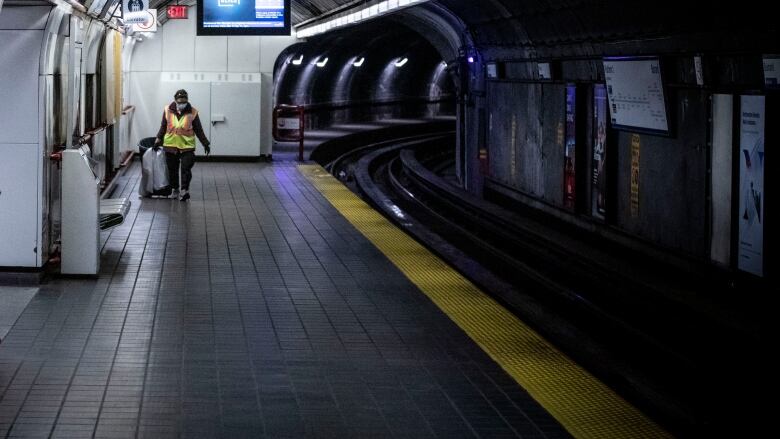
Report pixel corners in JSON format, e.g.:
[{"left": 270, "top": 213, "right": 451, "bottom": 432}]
[{"left": 603, "top": 56, "right": 673, "bottom": 137}]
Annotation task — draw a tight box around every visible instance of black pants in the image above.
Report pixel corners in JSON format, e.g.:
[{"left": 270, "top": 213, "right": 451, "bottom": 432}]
[{"left": 165, "top": 150, "right": 195, "bottom": 191}]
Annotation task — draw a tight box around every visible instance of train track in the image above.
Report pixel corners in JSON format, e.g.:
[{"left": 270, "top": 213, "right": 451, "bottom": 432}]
[{"left": 317, "top": 131, "right": 759, "bottom": 436}]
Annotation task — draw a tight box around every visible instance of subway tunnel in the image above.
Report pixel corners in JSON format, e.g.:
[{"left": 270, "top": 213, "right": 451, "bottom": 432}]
[{"left": 0, "top": 0, "right": 775, "bottom": 437}]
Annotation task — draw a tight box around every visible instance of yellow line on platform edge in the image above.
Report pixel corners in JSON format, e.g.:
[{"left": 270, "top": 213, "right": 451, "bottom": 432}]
[{"left": 299, "top": 164, "right": 672, "bottom": 439}]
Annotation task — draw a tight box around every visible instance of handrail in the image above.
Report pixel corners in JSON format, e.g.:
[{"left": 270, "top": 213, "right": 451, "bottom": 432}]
[
  {"left": 78, "top": 124, "right": 110, "bottom": 145},
  {"left": 122, "top": 105, "right": 136, "bottom": 116}
]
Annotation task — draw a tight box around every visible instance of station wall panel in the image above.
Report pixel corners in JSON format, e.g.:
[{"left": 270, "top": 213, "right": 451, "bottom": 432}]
[
  {"left": 228, "top": 36, "right": 261, "bottom": 73},
  {"left": 130, "top": 29, "right": 163, "bottom": 72},
  {"left": 195, "top": 36, "right": 228, "bottom": 72},
  {"left": 0, "top": 30, "right": 43, "bottom": 144},
  {"left": 0, "top": 144, "right": 40, "bottom": 267},
  {"left": 162, "top": 16, "right": 195, "bottom": 72}
]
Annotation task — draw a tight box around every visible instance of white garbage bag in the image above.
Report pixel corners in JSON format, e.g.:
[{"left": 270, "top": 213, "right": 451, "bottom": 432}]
[
  {"left": 138, "top": 148, "right": 169, "bottom": 197},
  {"left": 151, "top": 149, "right": 169, "bottom": 190}
]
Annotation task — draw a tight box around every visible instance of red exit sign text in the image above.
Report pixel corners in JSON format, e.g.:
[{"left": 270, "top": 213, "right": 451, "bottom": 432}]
[{"left": 167, "top": 5, "right": 188, "bottom": 19}]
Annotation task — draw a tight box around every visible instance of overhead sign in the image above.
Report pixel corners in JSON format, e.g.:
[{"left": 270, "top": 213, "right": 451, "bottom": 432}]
[
  {"left": 123, "top": 0, "right": 149, "bottom": 24},
  {"left": 167, "top": 5, "right": 188, "bottom": 19},
  {"left": 131, "top": 9, "right": 157, "bottom": 32},
  {"left": 603, "top": 57, "right": 670, "bottom": 134}
]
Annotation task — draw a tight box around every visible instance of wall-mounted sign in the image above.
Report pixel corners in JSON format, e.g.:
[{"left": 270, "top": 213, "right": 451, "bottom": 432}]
[
  {"left": 131, "top": 8, "right": 157, "bottom": 32},
  {"left": 738, "top": 95, "right": 765, "bottom": 277},
  {"left": 603, "top": 57, "right": 670, "bottom": 134},
  {"left": 197, "top": 0, "right": 292, "bottom": 36},
  {"left": 124, "top": 0, "right": 149, "bottom": 23},
  {"left": 486, "top": 63, "right": 498, "bottom": 79},
  {"left": 630, "top": 134, "right": 641, "bottom": 218},
  {"left": 763, "top": 55, "right": 780, "bottom": 88},
  {"left": 538, "top": 62, "right": 552, "bottom": 80},
  {"left": 167, "top": 5, "right": 188, "bottom": 19}
]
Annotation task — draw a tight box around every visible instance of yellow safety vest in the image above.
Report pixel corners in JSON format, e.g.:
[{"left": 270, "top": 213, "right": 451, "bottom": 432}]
[{"left": 163, "top": 106, "right": 198, "bottom": 150}]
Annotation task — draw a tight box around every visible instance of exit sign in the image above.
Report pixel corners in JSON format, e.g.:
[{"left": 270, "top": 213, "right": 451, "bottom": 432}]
[{"left": 167, "top": 5, "right": 188, "bottom": 19}]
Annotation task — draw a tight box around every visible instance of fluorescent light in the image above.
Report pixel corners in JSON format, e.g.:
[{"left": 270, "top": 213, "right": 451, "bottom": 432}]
[
  {"left": 395, "top": 57, "right": 408, "bottom": 67},
  {"left": 316, "top": 57, "right": 329, "bottom": 67},
  {"left": 353, "top": 57, "right": 365, "bottom": 67},
  {"left": 295, "top": 0, "right": 431, "bottom": 39},
  {"left": 292, "top": 55, "right": 304, "bottom": 65}
]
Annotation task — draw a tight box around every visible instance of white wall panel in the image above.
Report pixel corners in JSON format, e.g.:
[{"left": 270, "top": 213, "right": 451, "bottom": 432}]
[
  {"left": 0, "top": 5, "right": 50, "bottom": 30},
  {"left": 131, "top": 31, "right": 163, "bottom": 72},
  {"left": 0, "top": 144, "right": 40, "bottom": 267},
  {"left": 129, "top": 72, "right": 164, "bottom": 150},
  {"left": 195, "top": 36, "right": 228, "bottom": 72},
  {"left": 0, "top": 30, "right": 43, "bottom": 144},
  {"left": 210, "top": 82, "right": 261, "bottom": 156},
  {"left": 228, "top": 36, "right": 261, "bottom": 73},
  {"left": 162, "top": 17, "right": 195, "bottom": 72}
]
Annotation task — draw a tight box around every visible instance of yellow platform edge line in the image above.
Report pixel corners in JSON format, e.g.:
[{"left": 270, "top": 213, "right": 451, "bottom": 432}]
[{"left": 299, "top": 164, "right": 672, "bottom": 439}]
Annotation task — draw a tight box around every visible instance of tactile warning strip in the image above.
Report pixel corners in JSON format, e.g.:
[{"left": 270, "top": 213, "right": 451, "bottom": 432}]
[{"left": 300, "top": 164, "right": 672, "bottom": 439}]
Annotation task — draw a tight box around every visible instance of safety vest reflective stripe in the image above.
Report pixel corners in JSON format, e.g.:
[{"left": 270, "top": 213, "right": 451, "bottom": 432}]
[{"left": 163, "top": 107, "right": 198, "bottom": 149}]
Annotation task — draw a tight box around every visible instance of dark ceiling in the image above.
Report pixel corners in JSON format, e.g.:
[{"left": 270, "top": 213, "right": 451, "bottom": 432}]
[{"left": 149, "top": 0, "right": 777, "bottom": 57}]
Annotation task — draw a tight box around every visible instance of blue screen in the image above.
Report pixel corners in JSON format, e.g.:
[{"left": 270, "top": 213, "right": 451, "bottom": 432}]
[{"left": 202, "top": 0, "right": 286, "bottom": 29}]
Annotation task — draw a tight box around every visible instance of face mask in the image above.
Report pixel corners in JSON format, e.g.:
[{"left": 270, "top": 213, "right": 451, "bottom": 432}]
[{"left": 176, "top": 103, "right": 187, "bottom": 112}]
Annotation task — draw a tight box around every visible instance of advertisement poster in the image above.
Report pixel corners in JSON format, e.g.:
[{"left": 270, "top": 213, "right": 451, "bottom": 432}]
[
  {"left": 738, "top": 95, "right": 765, "bottom": 277},
  {"left": 592, "top": 84, "right": 608, "bottom": 219},
  {"left": 630, "top": 134, "right": 640, "bottom": 218},
  {"left": 564, "top": 85, "right": 576, "bottom": 209}
]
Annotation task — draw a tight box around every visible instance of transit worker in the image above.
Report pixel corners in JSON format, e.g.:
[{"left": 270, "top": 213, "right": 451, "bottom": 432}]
[{"left": 154, "top": 89, "right": 211, "bottom": 201}]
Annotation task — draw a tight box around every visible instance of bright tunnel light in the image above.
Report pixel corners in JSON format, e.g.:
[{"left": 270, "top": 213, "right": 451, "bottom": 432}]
[
  {"left": 316, "top": 57, "right": 329, "bottom": 68},
  {"left": 394, "top": 57, "right": 409, "bottom": 68},
  {"left": 291, "top": 55, "right": 304, "bottom": 65},
  {"left": 353, "top": 57, "right": 365, "bottom": 67},
  {"left": 295, "top": 0, "right": 431, "bottom": 39}
]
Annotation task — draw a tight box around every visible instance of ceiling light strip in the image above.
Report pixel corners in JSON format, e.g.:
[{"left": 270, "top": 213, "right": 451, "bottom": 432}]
[{"left": 296, "top": 0, "right": 428, "bottom": 39}]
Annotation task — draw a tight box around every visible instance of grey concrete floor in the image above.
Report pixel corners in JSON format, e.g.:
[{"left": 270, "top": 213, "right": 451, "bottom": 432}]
[{"left": 0, "top": 161, "right": 568, "bottom": 438}]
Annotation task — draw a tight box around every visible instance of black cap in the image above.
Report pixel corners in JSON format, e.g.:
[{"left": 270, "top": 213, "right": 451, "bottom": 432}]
[{"left": 174, "top": 89, "right": 188, "bottom": 100}]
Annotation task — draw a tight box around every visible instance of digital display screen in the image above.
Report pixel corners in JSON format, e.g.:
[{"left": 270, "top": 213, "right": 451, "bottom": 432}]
[{"left": 197, "top": 0, "right": 291, "bottom": 36}]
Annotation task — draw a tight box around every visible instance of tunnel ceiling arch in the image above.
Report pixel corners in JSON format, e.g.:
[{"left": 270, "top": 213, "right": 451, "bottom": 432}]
[{"left": 152, "top": 1, "right": 777, "bottom": 58}]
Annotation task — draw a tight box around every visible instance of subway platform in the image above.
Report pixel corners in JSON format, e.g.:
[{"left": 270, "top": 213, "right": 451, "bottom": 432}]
[{"left": 0, "top": 161, "right": 668, "bottom": 438}]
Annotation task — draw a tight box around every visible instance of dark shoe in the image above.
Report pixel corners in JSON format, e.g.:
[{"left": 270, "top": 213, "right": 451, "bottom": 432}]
[{"left": 179, "top": 190, "right": 190, "bottom": 201}]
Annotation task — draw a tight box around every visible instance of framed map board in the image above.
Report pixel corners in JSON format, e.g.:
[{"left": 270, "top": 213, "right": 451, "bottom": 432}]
[{"left": 603, "top": 57, "right": 670, "bottom": 135}]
